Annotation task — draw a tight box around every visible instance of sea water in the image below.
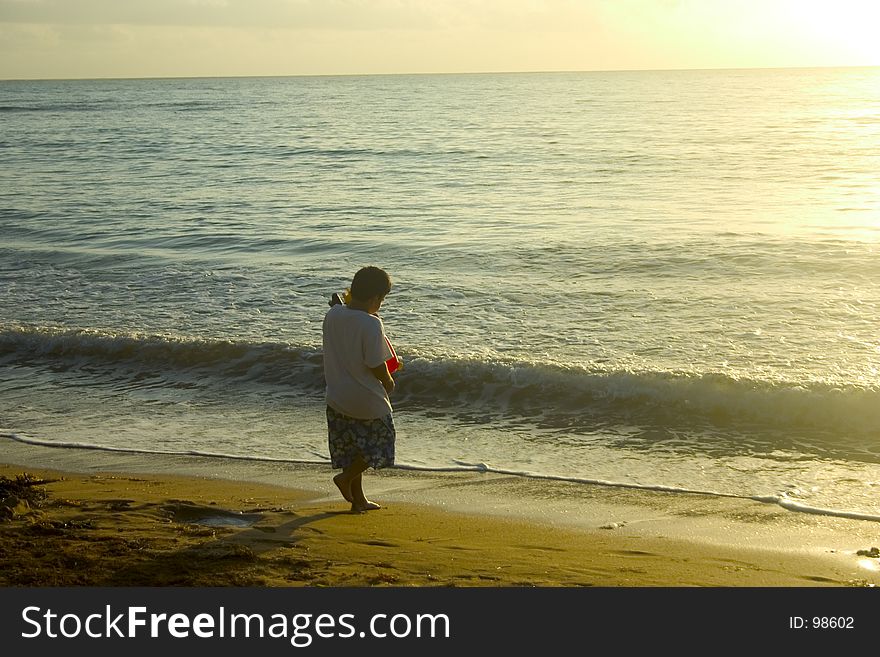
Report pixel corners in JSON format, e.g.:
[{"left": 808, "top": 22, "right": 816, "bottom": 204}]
[{"left": 1, "top": 68, "right": 879, "bottom": 520}]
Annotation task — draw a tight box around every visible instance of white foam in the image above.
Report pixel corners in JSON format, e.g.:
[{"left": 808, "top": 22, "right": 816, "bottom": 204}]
[{"left": 6, "top": 432, "right": 879, "bottom": 523}]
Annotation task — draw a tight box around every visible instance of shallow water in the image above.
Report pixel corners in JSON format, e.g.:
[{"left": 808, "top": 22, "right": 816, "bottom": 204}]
[{"left": 2, "top": 68, "right": 879, "bottom": 519}]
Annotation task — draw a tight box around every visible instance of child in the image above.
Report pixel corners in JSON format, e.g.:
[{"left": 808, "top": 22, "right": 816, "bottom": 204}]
[{"left": 322, "top": 266, "right": 396, "bottom": 512}]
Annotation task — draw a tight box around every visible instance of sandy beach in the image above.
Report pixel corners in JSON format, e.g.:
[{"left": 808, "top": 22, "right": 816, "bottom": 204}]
[{"left": 2, "top": 441, "right": 879, "bottom": 587}]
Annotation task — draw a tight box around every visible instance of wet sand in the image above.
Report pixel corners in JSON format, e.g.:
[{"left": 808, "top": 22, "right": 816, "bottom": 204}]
[{"left": 3, "top": 442, "right": 880, "bottom": 587}]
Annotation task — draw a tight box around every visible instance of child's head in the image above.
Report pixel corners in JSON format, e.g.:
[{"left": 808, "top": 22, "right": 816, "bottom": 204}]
[{"left": 350, "top": 266, "right": 391, "bottom": 303}]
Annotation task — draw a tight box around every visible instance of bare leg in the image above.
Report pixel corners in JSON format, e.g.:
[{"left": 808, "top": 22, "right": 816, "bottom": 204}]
[
  {"left": 350, "top": 471, "right": 380, "bottom": 512},
  {"left": 333, "top": 472, "right": 353, "bottom": 502},
  {"left": 333, "top": 456, "right": 369, "bottom": 504}
]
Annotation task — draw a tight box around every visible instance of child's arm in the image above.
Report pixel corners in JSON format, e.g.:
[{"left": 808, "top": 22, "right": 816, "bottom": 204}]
[{"left": 370, "top": 362, "right": 395, "bottom": 396}]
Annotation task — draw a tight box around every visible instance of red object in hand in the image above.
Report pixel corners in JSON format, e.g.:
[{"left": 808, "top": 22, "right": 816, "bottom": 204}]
[{"left": 385, "top": 336, "right": 401, "bottom": 374}]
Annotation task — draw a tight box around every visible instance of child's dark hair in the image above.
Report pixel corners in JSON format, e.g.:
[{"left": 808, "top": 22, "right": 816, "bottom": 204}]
[{"left": 350, "top": 266, "right": 391, "bottom": 301}]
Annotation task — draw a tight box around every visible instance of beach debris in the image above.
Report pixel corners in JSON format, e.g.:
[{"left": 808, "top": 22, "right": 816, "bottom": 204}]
[
  {"left": 27, "top": 519, "right": 96, "bottom": 535},
  {"left": 600, "top": 521, "right": 627, "bottom": 530},
  {"left": 0, "top": 496, "right": 30, "bottom": 521},
  {"left": 0, "top": 473, "right": 53, "bottom": 520},
  {"left": 856, "top": 547, "right": 880, "bottom": 558}
]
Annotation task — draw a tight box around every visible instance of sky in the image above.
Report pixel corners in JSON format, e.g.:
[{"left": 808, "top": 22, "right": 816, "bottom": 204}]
[{"left": 1, "top": 0, "right": 879, "bottom": 80}]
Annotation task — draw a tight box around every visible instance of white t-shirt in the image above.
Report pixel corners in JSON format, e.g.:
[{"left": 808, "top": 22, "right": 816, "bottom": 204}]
[{"left": 322, "top": 304, "right": 393, "bottom": 420}]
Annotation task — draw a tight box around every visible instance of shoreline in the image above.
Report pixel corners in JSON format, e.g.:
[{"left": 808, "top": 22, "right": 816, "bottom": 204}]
[{"left": 3, "top": 441, "right": 880, "bottom": 586}]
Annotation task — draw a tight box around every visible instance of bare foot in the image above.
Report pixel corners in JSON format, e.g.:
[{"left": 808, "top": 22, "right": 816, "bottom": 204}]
[
  {"left": 351, "top": 499, "right": 381, "bottom": 512},
  {"left": 333, "top": 473, "right": 353, "bottom": 502}
]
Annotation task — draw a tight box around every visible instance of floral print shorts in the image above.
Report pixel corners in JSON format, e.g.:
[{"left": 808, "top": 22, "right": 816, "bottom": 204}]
[{"left": 326, "top": 406, "right": 395, "bottom": 470}]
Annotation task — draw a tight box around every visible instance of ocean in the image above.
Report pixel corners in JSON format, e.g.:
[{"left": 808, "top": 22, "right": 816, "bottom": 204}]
[{"left": 1, "top": 67, "right": 879, "bottom": 521}]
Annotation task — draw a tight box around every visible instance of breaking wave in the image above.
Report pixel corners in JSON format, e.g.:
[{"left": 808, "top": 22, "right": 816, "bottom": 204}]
[{"left": 3, "top": 325, "right": 878, "bottom": 441}]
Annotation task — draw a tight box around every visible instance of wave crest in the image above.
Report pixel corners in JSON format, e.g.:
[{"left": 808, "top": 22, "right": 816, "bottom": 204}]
[{"left": 2, "top": 325, "right": 878, "bottom": 437}]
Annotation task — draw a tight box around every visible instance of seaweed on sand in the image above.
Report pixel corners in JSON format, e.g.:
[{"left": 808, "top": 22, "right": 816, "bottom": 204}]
[{"left": 0, "top": 473, "right": 55, "bottom": 518}]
